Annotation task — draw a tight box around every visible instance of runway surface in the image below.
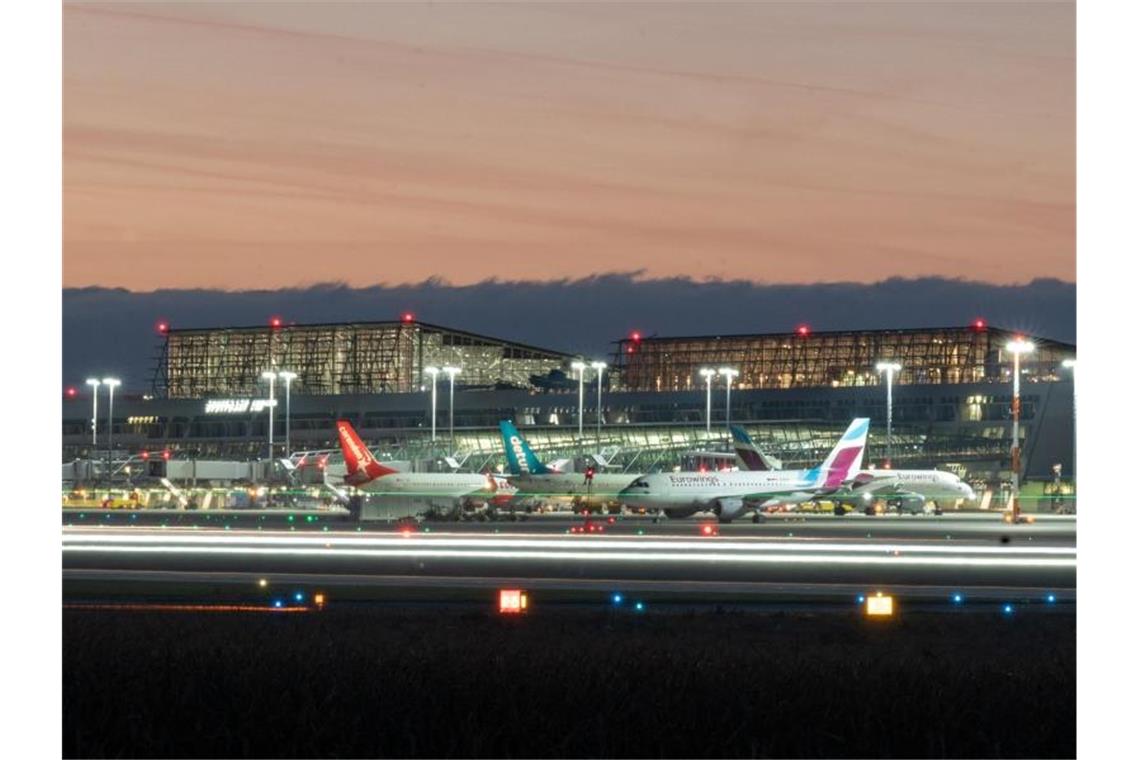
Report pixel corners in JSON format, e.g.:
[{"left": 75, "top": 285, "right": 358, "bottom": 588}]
[{"left": 63, "top": 512, "right": 1076, "bottom": 605}]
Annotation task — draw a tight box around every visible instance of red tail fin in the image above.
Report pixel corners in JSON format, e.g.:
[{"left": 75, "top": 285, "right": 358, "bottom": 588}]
[{"left": 336, "top": 420, "right": 397, "bottom": 485}]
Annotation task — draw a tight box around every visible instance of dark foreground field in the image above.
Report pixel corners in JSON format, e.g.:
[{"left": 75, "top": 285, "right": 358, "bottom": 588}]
[{"left": 63, "top": 606, "right": 1074, "bottom": 758}]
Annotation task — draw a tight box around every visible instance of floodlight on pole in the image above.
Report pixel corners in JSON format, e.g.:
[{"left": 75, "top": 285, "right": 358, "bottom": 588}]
[
  {"left": 699, "top": 368, "right": 717, "bottom": 434},
  {"left": 443, "top": 366, "right": 461, "bottom": 453},
  {"left": 875, "top": 362, "right": 902, "bottom": 468},
  {"left": 718, "top": 368, "right": 739, "bottom": 434},
  {"left": 1005, "top": 339, "right": 1035, "bottom": 522},
  {"left": 424, "top": 366, "right": 440, "bottom": 441},
  {"left": 277, "top": 371, "right": 298, "bottom": 458},
  {"left": 260, "top": 370, "right": 277, "bottom": 460},
  {"left": 591, "top": 361, "right": 607, "bottom": 445},
  {"left": 101, "top": 378, "right": 121, "bottom": 472},
  {"left": 571, "top": 360, "right": 587, "bottom": 440},
  {"left": 1062, "top": 358, "right": 1076, "bottom": 506},
  {"left": 85, "top": 378, "right": 101, "bottom": 447}
]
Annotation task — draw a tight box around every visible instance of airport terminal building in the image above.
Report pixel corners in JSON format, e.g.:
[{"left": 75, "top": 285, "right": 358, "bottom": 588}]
[{"left": 63, "top": 319, "right": 1075, "bottom": 489}]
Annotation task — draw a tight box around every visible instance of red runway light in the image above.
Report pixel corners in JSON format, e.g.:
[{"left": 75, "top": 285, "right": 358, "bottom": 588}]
[{"left": 499, "top": 588, "right": 527, "bottom": 614}]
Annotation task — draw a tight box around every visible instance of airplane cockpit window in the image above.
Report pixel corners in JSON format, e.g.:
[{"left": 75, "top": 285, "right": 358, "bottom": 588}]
[{"left": 630, "top": 479, "right": 650, "bottom": 488}]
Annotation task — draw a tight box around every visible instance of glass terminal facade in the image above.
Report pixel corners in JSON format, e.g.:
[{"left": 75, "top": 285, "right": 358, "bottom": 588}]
[
  {"left": 612, "top": 326, "right": 1073, "bottom": 392},
  {"left": 156, "top": 320, "right": 573, "bottom": 398}
]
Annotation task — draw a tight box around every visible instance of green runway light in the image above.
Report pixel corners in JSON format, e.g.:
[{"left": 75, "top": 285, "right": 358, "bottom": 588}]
[{"left": 287, "top": 515, "right": 294, "bottom": 522}]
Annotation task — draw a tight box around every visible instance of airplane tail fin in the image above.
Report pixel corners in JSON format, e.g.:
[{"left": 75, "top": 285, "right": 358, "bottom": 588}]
[
  {"left": 336, "top": 420, "right": 397, "bottom": 485},
  {"left": 499, "top": 420, "right": 550, "bottom": 475},
  {"left": 809, "top": 418, "right": 869, "bottom": 489},
  {"left": 730, "top": 425, "right": 779, "bottom": 471}
]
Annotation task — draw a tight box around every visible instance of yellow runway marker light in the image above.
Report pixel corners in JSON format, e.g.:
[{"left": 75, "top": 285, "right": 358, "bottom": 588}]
[{"left": 865, "top": 591, "right": 895, "bottom": 617}]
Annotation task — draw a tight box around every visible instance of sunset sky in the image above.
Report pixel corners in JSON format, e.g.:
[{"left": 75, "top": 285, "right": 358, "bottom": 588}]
[{"left": 63, "top": 1, "right": 1074, "bottom": 289}]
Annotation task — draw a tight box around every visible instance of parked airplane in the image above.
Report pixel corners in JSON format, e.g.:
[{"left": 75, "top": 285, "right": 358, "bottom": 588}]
[
  {"left": 618, "top": 419, "right": 871, "bottom": 523},
  {"left": 729, "top": 424, "right": 974, "bottom": 514},
  {"left": 336, "top": 420, "right": 499, "bottom": 520},
  {"left": 498, "top": 421, "right": 642, "bottom": 512}
]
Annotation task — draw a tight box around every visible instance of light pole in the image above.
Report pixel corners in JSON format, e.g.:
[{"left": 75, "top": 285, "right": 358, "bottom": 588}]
[
  {"left": 699, "top": 368, "right": 716, "bottom": 435},
  {"left": 277, "top": 370, "right": 297, "bottom": 458},
  {"left": 85, "top": 378, "right": 100, "bottom": 448},
  {"left": 718, "top": 367, "right": 739, "bottom": 435},
  {"left": 1006, "top": 338, "right": 1035, "bottom": 522},
  {"left": 443, "top": 365, "right": 461, "bottom": 453},
  {"left": 1062, "top": 358, "right": 1076, "bottom": 508},
  {"left": 875, "top": 361, "right": 901, "bottom": 468},
  {"left": 424, "top": 366, "right": 440, "bottom": 441},
  {"left": 260, "top": 370, "right": 277, "bottom": 459},
  {"left": 591, "top": 361, "right": 607, "bottom": 446},
  {"left": 102, "top": 378, "right": 121, "bottom": 460},
  {"left": 572, "top": 360, "right": 587, "bottom": 440}
]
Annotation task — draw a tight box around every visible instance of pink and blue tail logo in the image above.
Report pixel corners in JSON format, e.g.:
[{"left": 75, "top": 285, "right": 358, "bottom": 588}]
[{"left": 808, "top": 418, "right": 869, "bottom": 489}]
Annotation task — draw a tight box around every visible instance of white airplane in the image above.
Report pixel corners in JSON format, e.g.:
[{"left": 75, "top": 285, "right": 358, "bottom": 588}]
[
  {"left": 336, "top": 420, "right": 502, "bottom": 520},
  {"left": 618, "top": 419, "right": 871, "bottom": 523},
  {"left": 730, "top": 424, "right": 975, "bottom": 514},
  {"left": 498, "top": 421, "right": 642, "bottom": 512}
]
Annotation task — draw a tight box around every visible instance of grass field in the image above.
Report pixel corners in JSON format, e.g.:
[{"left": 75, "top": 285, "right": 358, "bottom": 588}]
[{"left": 63, "top": 606, "right": 1075, "bottom": 758}]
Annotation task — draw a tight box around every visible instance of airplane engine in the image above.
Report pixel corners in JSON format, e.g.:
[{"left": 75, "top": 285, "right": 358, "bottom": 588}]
[
  {"left": 891, "top": 494, "right": 926, "bottom": 515},
  {"left": 664, "top": 507, "right": 701, "bottom": 519},
  {"left": 714, "top": 498, "right": 746, "bottom": 524}
]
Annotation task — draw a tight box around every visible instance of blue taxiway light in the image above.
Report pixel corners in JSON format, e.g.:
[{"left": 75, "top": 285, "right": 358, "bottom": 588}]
[
  {"left": 1002, "top": 604, "right": 1014, "bottom": 615},
  {"left": 952, "top": 593, "right": 964, "bottom": 604},
  {"left": 293, "top": 592, "right": 304, "bottom": 603},
  {"left": 612, "top": 593, "right": 623, "bottom": 605},
  {"left": 273, "top": 600, "right": 283, "bottom": 609},
  {"left": 634, "top": 602, "right": 645, "bottom": 612},
  {"left": 856, "top": 595, "right": 865, "bottom": 604},
  {"left": 1046, "top": 594, "right": 1057, "bottom": 604}
]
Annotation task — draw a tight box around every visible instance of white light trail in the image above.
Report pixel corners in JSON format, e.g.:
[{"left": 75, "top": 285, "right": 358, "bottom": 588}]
[
  {"left": 62, "top": 544, "right": 1075, "bottom": 568},
  {"left": 62, "top": 529, "right": 1075, "bottom": 557}
]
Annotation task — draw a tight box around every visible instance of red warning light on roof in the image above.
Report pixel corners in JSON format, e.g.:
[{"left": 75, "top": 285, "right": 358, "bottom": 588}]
[
  {"left": 141, "top": 451, "right": 150, "bottom": 460},
  {"left": 161, "top": 449, "right": 171, "bottom": 461},
  {"left": 631, "top": 331, "right": 642, "bottom": 342},
  {"left": 796, "top": 324, "right": 811, "bottom": 337},
  {"left": 156, "top": 321, "right": 169, "bottom": 334},
  {"left": 402, "top": 312, "right": 415, "bottom": 323},
  {"left": 65, "top": 387, "right": 77, "bottom": 398},
  {"left": 269, "top": 316, "right": 283, "bottom": 328},
  {"left": 972, "top": 318, "right": 987, "bottom": 331}
]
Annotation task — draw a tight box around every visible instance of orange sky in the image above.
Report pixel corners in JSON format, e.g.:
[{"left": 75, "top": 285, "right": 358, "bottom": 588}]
[{"left": 63, "top": 1, "right": 1074, "bottom": 289}]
